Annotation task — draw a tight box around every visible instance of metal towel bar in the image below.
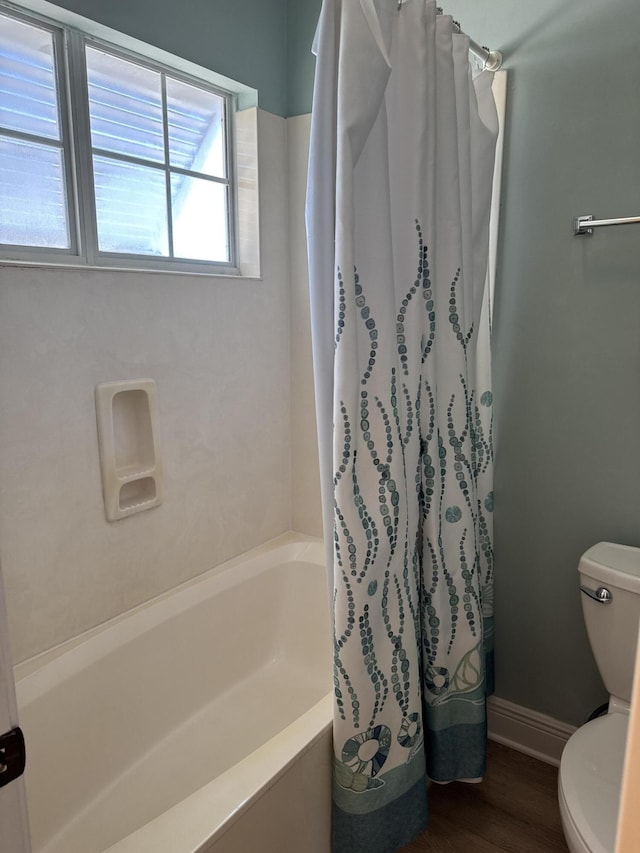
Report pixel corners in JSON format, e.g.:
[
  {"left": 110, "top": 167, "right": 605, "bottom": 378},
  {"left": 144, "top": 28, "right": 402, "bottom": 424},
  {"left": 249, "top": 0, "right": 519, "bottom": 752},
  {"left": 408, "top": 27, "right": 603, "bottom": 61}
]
[{"left": 574, "top": 214, "right": 640, "bottom": 236}]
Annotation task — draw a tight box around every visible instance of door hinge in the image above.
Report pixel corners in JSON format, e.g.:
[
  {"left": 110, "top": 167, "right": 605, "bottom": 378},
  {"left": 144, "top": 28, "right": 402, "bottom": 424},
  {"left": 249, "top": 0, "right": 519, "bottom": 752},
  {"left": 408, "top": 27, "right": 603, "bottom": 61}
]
[{"left": 0, "top": 727, "right": 26, "bottom": 789}]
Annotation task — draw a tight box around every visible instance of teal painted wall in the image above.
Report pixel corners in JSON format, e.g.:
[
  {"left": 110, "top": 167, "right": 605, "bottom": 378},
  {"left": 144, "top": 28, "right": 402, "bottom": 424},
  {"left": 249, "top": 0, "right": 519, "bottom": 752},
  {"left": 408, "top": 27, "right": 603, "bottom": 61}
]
[
  {"left": 445, "top": 0, "right": 640, "bottom": 725},
  {"left": 52, "top": 0, "right": 289, "bottom": 116},
  {"left": 286, "top": 0, "right": 320, "bottom": 117},
  {"left": 288, "top": 0, "right": 640, "bottom": 726},
  {"left": 50, "top": 0, "right": 320, "bottom": 117}
]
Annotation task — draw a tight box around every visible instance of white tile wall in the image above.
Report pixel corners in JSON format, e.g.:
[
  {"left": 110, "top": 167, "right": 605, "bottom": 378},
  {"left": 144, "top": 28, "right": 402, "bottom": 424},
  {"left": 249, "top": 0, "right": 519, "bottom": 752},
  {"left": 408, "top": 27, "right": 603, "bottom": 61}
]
[
  {"left": 288, "top": 114, "right": 323, "bottom": 540},
  {"left": 0, "top": 110, "right": 291, "bottom": 662},
  {"left": 236, "top": 108, "right": 261, "bottom": 278}
]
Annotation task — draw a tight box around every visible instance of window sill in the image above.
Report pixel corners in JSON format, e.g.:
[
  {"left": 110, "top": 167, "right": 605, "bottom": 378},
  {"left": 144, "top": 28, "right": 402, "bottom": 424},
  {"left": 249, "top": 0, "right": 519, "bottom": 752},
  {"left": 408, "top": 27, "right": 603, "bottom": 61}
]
[{"left": 0, "top": 256, "right": 263, "bottom": 281}]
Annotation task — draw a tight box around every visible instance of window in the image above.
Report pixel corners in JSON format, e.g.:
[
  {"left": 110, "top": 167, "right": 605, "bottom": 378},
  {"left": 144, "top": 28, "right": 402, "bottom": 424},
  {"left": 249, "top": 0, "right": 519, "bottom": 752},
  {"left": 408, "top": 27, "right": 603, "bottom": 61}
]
[{"left": 0, "top": 4, "right": 239, "bottom": 273}]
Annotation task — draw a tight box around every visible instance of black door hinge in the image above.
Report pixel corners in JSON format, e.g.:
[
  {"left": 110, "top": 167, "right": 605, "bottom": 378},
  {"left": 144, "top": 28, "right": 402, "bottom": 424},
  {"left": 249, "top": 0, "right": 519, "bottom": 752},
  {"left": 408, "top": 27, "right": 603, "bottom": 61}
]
[{"left": 0, "top": 727, "right": 26, "bottom": 789}]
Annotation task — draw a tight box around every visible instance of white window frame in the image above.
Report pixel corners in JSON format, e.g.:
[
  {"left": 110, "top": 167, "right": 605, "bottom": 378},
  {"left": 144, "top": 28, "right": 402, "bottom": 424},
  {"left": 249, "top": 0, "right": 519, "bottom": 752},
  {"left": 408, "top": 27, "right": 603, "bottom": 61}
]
[{"left": 0, "top": 0, "right": 252, "bottom": 277}]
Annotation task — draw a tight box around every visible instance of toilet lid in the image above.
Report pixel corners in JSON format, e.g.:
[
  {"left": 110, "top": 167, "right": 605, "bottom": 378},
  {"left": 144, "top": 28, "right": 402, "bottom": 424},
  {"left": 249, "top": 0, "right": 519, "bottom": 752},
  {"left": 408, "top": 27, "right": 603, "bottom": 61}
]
[{"left": 559, "top": 713, "right": 628, "bottom": 853}]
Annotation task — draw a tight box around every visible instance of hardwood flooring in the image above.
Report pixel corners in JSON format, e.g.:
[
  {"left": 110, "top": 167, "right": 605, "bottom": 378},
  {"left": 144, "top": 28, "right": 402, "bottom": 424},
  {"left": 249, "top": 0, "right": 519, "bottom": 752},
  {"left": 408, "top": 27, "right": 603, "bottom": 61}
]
[{"left": 399, "top": 740, "right": 569, "bottom": 852}]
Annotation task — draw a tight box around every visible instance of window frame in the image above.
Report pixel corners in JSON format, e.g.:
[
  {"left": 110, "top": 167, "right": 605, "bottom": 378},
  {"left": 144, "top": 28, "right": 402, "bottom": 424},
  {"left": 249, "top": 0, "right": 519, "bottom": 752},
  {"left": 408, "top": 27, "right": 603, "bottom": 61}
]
[{"left": 0, "top": 1, "right": 241, "bottom": 275}]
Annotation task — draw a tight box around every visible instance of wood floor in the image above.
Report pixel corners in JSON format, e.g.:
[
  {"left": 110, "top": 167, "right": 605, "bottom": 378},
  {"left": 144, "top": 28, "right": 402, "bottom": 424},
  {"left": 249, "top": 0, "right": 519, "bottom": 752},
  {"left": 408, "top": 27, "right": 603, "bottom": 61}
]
[{"left": 399, "top": 740, "right": 569, "bottom": 852}]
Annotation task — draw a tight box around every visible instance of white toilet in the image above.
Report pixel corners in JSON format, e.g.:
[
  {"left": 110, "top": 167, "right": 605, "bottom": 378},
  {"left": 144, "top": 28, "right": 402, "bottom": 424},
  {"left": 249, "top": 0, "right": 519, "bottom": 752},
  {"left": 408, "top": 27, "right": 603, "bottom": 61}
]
[{"left": 559, "top": 542, "right": 640, "bottom": 853}]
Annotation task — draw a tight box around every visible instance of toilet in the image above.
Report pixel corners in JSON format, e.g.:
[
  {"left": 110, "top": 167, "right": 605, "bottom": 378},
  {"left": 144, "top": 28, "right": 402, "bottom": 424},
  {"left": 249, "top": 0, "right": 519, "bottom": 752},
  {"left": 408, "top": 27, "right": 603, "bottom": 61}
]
[{"left": 558, "top": 542, "right": 640, "bottom": 853}]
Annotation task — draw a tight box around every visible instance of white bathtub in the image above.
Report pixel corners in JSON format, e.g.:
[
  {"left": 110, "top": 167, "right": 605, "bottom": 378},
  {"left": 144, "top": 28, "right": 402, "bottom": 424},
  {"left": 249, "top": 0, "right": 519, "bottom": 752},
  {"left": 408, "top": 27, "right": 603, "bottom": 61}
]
[{"left": 14, "top": 534, "right": 333, "bottom": 853}]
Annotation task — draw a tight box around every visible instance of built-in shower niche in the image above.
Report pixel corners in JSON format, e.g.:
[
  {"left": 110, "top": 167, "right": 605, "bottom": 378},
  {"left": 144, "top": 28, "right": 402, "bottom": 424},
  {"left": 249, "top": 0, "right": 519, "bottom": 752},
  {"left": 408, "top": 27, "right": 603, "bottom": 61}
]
[{"left": 95, "top": 380, "right": 163, "bottom": 521}]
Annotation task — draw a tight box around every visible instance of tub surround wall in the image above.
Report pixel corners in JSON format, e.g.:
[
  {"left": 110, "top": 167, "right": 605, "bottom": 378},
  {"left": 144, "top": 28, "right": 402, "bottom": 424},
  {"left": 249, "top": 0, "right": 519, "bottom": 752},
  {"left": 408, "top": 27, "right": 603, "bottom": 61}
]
[
  {"left": 288, "top": 114, "right": 323, "bottom": 539},
  {"left": 0, "top": 0, "right": 320, "bottom": 666},
  {"left": 0, "top": 110, "right": 290, "bottom": 663}
]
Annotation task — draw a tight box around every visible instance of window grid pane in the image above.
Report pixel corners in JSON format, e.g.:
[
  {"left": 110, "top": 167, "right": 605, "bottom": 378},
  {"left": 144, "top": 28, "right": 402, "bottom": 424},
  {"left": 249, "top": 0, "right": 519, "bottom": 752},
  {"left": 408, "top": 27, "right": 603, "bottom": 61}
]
[
  {"left": 0, "top": 12, "right": 61, "bottom": 140},
  {"left": 86, "top": 46, "right": 165, "bottom": 163},
  {"left": 93, "top": 155, "right": 169, "bottom": 255},
  {"left": 170, "top": 174, "right": 229, "bottom": 262},
  {"left": 87, "top": 46, "right": 231, "bottom": 264},
  {"left": 0, "top": 136, "right": 69, "bottom": 247},
  {"left": 0, "top": 12, "right": 72, "bottom": 250},
  {"left": 166, "top": 76, "right": 226, "bottom": 178}
]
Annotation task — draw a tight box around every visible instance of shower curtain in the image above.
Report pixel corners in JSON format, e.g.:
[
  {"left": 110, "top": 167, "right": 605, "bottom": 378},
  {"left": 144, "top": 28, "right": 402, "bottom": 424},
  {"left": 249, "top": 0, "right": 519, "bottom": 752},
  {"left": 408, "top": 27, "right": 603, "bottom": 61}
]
[{"left": 306, "top": 1, "right": 499, "bottom": 851}]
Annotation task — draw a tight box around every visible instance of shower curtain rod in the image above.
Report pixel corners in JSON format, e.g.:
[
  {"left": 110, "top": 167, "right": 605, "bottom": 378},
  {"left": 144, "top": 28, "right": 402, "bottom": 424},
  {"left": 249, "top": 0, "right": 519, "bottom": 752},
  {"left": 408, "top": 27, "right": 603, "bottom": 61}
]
[
  {"left": 397, "top": 2, "right": 503, "bottom": 71},
  {"left": 440, "top": 5, "right": 503, "bottom": 71},
  {"left": 463, "top": 32, "right": 503, "bottom": 72}
]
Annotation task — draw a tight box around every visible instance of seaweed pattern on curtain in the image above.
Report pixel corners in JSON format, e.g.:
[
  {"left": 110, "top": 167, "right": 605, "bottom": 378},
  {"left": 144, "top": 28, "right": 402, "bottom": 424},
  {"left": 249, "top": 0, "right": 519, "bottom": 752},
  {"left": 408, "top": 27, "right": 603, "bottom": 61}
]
[{"left": 332, "top": 221, "right": 494, "bottom": 794}]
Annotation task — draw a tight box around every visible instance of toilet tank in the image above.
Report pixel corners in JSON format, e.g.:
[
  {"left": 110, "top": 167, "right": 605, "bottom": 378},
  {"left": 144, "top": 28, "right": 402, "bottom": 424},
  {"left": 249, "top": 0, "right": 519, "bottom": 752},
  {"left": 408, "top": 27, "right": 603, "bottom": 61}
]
[{"left": 579, "top": 542, "right": 640, "bottom": 706}]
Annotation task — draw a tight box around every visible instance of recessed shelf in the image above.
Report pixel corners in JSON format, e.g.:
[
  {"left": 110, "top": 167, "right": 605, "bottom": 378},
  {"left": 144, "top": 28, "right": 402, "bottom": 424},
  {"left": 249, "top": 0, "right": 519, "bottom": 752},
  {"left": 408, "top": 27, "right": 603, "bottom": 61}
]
[
  {"left": 112, "top": 389, "right": 155, "bottom": 471},
  {"left": 118, "top": 477, "right": 157, "bottom": 511},
  {"left": 95, "top": 380, "right": 163, "bottom": 521}
]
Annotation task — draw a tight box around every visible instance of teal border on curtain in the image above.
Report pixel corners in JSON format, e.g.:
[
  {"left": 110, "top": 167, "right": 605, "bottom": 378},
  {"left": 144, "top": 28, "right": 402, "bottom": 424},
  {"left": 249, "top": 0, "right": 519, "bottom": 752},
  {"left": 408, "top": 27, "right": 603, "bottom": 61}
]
[
  {"left": 333, "top": 776, "right": 428, "bottom": 853},
  {"left": 425, "top": 720, "right": 488, "bottom": 782}
]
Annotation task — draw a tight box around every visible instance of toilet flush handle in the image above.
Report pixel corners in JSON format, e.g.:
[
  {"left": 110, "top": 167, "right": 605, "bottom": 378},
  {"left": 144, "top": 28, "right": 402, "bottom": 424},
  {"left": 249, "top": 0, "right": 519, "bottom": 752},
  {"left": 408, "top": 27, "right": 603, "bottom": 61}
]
[{"left": 580, "top": 585, "right": 613, "bottom": 604}]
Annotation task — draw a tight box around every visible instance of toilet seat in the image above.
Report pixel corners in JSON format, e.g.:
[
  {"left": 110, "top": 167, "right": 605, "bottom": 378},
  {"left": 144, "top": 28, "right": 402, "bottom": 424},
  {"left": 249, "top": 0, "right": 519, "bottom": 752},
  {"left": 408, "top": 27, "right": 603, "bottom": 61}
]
[{"left": 558, "top": 712, "right": 628, "bottom": 853}]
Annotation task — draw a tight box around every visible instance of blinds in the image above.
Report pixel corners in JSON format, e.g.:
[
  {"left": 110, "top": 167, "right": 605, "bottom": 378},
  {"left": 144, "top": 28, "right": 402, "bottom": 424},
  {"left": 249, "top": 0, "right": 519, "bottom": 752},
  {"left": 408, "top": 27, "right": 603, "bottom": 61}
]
[
  {"left": 0, "top": 13, "right": 68, "bottom": 248},
  {"left": 0, "top": 16, "right": 60, "bottom": 139},
  {"left": 85, "top": 45, "right": 226, "bottom": 257}
]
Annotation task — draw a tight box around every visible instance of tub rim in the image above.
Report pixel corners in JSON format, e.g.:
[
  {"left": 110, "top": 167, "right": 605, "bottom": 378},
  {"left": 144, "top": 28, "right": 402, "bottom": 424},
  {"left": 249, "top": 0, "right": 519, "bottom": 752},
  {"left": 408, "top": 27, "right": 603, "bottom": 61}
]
[{"left": 104, "top": 693, "right": 333, "bottom": 853}]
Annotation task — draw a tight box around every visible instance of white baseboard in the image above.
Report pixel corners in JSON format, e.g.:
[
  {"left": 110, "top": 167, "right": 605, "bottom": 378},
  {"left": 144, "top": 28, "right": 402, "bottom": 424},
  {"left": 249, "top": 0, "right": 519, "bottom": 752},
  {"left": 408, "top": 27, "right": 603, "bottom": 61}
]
[{"left": 487, "top": 696, "right": 577, "bottom": 767}]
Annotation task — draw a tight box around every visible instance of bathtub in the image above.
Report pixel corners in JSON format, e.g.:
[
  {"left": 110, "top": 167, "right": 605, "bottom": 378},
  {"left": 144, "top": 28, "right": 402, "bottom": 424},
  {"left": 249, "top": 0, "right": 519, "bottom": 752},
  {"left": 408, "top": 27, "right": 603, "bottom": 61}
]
[{"left": 14, "top": 533, "right": 333, "bottom": 853}]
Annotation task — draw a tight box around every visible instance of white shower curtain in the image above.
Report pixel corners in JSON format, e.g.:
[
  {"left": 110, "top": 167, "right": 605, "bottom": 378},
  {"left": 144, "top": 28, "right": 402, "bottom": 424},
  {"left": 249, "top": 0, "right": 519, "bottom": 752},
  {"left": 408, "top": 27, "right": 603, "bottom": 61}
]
[{"left": 306, "top": 1, "right": 499, "bottom": 851}]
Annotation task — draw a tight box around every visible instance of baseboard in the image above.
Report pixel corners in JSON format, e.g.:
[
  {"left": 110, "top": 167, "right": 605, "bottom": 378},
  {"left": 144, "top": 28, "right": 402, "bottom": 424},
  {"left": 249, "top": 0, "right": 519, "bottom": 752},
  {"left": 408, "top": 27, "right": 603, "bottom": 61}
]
[{"left": 487, "top": 696, "right": 577, "bottom": 767}]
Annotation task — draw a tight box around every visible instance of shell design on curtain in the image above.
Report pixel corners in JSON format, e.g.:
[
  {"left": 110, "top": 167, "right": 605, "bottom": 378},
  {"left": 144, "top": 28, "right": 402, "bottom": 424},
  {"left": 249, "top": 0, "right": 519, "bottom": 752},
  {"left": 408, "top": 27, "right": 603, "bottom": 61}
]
[{"left": 306, "top": 2, "right": 499, "bottom": 851}]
